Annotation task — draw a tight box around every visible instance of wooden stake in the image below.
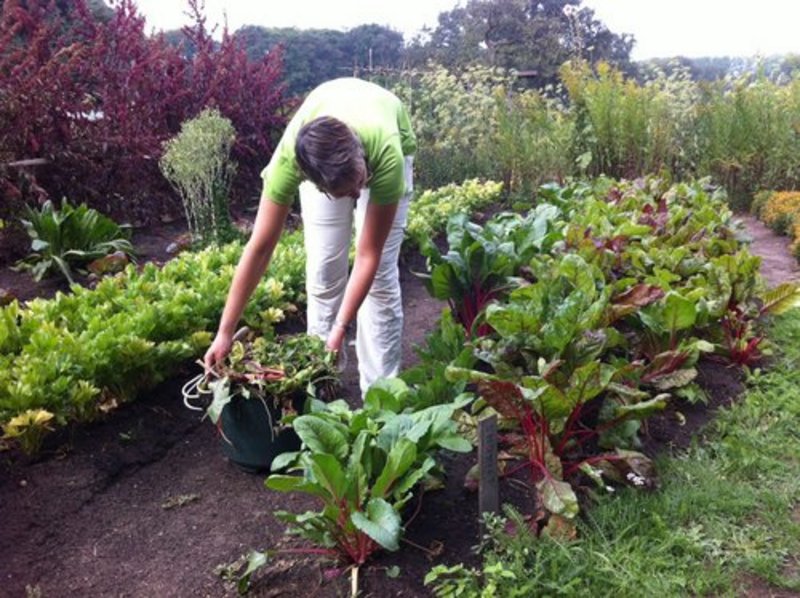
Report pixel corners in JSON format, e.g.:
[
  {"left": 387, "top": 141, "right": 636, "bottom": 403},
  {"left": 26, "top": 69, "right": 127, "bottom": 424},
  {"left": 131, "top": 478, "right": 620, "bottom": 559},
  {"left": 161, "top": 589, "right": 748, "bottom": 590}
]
[{"left": 478, "top": 414, "right": 499, "bottom": 534}]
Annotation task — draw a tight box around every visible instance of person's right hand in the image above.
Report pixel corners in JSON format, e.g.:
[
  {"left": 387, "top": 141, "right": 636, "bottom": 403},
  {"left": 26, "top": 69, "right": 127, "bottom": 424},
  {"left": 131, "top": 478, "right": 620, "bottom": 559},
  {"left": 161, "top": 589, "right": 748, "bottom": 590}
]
[{"left": 203, "top": 330, "right": 233, "bottom": 373}]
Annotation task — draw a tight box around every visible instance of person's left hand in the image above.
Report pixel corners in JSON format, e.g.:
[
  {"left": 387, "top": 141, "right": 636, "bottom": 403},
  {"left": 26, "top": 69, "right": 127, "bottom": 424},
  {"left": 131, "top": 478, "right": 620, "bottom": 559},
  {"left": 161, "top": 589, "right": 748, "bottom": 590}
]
[{"left": 325, "top": 323, "right": 347, "bottom": 354}]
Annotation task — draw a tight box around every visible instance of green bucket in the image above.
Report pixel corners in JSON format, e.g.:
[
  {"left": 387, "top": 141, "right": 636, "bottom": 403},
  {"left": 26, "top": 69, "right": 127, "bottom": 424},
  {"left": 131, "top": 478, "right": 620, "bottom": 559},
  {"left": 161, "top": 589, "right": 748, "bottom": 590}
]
[{"left": 218, "top": 393, "right": 303, "bottom": 474}]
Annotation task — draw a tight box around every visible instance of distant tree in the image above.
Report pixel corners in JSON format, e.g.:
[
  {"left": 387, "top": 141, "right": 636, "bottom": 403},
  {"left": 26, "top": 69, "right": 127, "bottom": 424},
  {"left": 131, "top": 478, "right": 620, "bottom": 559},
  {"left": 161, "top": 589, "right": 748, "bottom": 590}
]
[
  {"left": 408, "top": 0, "right": 634, "bottom": 88},
  {"left": 234, "top": 23, "right": 404, "bottom": 95},
  {"left": 0, "top": 0, "right": 113, "bottom": 22},
  {"left": 345, "top": 24, "right": 404, "bottom": 71}
]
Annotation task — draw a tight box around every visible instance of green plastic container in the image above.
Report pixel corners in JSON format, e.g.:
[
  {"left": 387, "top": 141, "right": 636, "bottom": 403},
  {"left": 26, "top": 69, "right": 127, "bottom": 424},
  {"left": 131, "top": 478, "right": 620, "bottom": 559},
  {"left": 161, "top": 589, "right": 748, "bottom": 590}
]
[{"left": 218, "top": 393, "right": 303, "bottom": 473}]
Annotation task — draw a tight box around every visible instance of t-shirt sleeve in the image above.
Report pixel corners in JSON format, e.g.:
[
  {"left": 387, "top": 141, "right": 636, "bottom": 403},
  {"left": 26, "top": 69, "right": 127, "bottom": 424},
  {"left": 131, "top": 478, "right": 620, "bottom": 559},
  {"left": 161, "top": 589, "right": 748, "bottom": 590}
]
[
  {"left": 260, "top": 132, "right": 302, "bottom": 205},
  {"left": 368, "top": 140, "right": 405, "bottom": 205},
  {"left": 397, "top": 103, "right": 417, "bottom": 157}
]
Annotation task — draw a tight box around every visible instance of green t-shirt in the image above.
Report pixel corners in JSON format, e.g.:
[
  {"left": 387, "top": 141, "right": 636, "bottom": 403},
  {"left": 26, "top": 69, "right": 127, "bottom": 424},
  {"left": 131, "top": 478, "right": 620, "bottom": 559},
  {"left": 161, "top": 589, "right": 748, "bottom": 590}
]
[{"left": 261, "top": 78, "right": 417, "bottom": 206}]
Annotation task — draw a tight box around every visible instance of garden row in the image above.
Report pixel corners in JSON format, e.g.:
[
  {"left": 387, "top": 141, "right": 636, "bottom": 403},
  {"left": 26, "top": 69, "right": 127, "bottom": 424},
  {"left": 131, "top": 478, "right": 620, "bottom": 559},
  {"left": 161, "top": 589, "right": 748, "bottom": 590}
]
[
  {"left": 236, "top": 177, "right": 800, "bottom": 592},
  {"left": 0, "top": 179, "right": 502, "bottom": 453}
]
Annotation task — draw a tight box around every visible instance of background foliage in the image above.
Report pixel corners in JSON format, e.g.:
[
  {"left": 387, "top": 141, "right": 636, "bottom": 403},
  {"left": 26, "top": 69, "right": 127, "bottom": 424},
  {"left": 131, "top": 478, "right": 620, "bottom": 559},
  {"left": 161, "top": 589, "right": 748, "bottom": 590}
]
[{"left": 0, "top": 0, "right": 290, "bottom": 228}]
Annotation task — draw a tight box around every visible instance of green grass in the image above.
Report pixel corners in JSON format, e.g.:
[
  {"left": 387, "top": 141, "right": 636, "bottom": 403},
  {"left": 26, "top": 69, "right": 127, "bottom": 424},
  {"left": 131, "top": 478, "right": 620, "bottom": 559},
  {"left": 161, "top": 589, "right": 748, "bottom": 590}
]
[{"left": 427, "top": 312, "right": 800, "bottom": 597}]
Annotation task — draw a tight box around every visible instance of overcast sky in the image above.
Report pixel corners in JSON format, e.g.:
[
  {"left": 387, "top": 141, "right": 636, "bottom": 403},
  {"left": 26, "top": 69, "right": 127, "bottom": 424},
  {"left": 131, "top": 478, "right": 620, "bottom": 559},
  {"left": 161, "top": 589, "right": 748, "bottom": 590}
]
[{"left": 134, "top": 0, "right": 800, "bottom": 60}]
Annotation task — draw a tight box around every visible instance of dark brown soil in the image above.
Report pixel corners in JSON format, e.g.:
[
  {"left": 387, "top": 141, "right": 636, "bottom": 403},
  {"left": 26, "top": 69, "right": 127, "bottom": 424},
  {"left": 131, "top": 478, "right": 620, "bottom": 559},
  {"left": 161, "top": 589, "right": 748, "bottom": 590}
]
[{"left": 1, "top": 211, "right": 799, "bottom": 598}]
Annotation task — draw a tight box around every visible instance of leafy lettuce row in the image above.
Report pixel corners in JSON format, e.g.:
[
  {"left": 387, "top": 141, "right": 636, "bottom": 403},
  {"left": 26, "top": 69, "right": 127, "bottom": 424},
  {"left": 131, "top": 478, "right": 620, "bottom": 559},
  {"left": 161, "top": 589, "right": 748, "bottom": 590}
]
[{"left": 0, "top": 232, "right": 305, "bottom": 452}]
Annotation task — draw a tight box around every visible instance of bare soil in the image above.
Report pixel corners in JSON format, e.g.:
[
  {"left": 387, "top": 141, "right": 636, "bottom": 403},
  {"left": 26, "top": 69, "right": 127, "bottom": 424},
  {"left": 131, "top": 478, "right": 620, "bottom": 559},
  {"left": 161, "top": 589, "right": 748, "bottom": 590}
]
[{"left": 1, "top": 212, "right": 798, "bottom": 597}]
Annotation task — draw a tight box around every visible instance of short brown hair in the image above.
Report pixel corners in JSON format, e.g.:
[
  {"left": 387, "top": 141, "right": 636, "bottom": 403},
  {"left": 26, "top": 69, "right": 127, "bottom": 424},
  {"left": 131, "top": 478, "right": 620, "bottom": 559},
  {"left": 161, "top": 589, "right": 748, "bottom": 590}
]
[{"left": 295, "top": 116, "right": 366, "bottom": 196}]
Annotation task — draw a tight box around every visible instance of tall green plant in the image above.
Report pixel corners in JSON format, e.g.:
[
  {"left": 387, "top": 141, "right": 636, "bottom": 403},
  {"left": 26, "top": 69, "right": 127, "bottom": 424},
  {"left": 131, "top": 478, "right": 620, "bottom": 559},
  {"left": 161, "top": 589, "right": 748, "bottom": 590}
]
[
  {"left": 160, "top": 108, "right": 238, "bottom": 247},
  {"left": 392, "top": 64, "right": 510, "bottom": 188},
  {"left": 493, "top": 88, "right": 573, "bottom": 194}
]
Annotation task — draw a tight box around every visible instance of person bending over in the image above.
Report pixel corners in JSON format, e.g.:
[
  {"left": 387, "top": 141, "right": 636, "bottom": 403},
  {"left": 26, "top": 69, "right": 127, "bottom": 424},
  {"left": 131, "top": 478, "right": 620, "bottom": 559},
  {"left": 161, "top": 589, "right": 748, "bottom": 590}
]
[{"left": 203, "top": 77, "right": 416, "bottom": 395}]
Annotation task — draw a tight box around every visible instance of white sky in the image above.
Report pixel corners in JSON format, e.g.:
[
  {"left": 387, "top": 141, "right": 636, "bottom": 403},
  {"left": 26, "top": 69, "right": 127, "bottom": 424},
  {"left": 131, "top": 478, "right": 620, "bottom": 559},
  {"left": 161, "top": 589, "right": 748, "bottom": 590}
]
[{"left": 133, "top": 0, "right": 800, "bottom": 60}]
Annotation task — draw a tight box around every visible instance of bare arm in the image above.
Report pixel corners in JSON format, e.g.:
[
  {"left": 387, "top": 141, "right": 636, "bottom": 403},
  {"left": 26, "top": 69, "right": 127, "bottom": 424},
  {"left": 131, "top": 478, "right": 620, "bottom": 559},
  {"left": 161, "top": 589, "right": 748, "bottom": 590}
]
[
  {"left": 326, "top": 201, "right": 398, "bottom": 352},
  {"left": 204, "top": 197, "right": 291, "bottom": 368}
]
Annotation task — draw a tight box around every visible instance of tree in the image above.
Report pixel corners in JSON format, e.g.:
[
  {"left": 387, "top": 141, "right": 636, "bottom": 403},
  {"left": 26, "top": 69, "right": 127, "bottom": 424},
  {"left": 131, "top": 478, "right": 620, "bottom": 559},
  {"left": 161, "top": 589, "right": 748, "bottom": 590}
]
[
  {"left": 408, "top": 0, "right": 634, "bottom": 88},
  {"left": 234, "top": 24, "right": 405, "bottom": 95}
]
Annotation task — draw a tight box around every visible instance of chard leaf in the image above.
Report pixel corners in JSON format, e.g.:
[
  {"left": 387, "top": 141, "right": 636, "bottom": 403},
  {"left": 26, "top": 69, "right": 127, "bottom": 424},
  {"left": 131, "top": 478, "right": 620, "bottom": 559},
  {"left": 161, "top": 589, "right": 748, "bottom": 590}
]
[
  {"left": 445, "top": 366, "right": 499, "bottom": 385},
  {"left": 477, "top": 380, "right": 525, "bottom": 419},
  {"left": 611, "top": 394, "right": 669, "bottom": 419},
  {"left": 265, "top": 475, "right": 328, "bottom": 498},
  {"left": 558, "top": 254, "right": 597, "bottom": 299},
  {"left": 364, "top": 378, "right": 411, "bottom": 413},
  {"left": 293, "top": 415, "right": 349, "bottom": 460},
  {"left": 486, "top": 302, "right": 540, "bottom": 338},
  {"left": 565, "top": 362, "right": 616, "bottom": 408},
  {"left": 541, "top": 292, "right": 585, "bottom": 354},
  {"left": 373, "top": 438, "right": 417, "bottom": 499},
  {"left": 608, "top": 284, "right": 665, "bottom": 323},
  {"left": 649, "top": 368, "right": 698, "bottom": 390},
  {"left": 436, "top": 435, "right": 473, "bottom": 453},
  {"left": 238, "top": 550, "right": 269, "bottom": 595},
  {"left": 310, "top": 453, "right": 347, "bottom": 500},
  {"left": 536, "top": 477, "right": 579, "bottom": 519},
  {"left": 760, "top": 282, "right": 800, "bottom": 315},
  {"left": 351, "top": 498, "right": 401, "bottom": 551},
  {"left": 394, "top": 457, "right": 436, "bottom": 495},
  {"left": 270, "top": 451, "right": 300, "bottom": 472},
  {"left": 347, "top": 430, "right": 369, "bottom": 471},
  {"left": 206, "top": 378, "right": 234, "bottom": 425},
  {"left": 429, "top": 262, "right": 463, "bottom": 301},
  {"left": 376, "top": 414, "right": 415, "bottom": 453},
  {"left": 663, "top": 292, "right": 697, "bottom": 332}
]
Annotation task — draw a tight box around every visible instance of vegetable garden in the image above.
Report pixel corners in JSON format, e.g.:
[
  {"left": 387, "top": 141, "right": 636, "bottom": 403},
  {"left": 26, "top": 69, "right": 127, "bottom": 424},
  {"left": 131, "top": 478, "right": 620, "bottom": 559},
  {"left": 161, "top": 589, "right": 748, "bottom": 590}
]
[{"left": 3, "top": 2, "right": 800, "bottom": 597}]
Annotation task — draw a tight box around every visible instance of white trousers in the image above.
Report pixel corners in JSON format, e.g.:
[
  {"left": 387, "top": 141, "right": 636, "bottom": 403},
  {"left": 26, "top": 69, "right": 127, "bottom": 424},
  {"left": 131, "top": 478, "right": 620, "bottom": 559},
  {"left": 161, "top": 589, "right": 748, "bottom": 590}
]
[{"left": 300, "top": 156, "right": 413, "bottom": 395}]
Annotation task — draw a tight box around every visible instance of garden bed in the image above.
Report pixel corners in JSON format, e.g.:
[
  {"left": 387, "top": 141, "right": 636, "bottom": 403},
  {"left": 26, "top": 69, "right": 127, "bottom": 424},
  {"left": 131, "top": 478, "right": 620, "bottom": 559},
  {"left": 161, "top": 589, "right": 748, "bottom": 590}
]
[{"left": 0, "top": 214, "right": 797, "bottom": 597}]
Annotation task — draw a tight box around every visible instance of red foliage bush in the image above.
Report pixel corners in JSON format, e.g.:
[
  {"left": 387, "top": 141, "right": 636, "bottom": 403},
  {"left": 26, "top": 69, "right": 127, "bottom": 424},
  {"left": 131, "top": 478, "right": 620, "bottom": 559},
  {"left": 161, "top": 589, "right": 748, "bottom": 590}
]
[{"left": 0, "top": 0, "right": 290, "bottom": 225}]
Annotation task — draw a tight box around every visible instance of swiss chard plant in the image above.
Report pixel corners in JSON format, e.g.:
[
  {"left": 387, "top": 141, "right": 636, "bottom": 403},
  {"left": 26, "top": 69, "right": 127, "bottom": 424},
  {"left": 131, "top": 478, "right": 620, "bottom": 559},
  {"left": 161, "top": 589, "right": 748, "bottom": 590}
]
[
  {"left": 418, "top": 206, "right": 562, "bottom": 336},
  {"left": 249, "top": 380, "right": 472, "bottom": 591},
  {"left": 446, "top": 255, "right": 676, "bottom": 536},
  {"left": 400, "top": 308, "right": 477, "bottom": 409},
  {"left": 202, "top": 332, "right": 337, "bottom": 431}
]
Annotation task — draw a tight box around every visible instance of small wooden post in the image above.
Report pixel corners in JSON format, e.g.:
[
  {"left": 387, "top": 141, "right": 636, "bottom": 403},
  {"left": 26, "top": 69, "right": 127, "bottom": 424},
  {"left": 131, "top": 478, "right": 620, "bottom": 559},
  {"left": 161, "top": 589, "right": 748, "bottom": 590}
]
[{"left": 478, "top": 415, "right": 499, "bottom": 534}]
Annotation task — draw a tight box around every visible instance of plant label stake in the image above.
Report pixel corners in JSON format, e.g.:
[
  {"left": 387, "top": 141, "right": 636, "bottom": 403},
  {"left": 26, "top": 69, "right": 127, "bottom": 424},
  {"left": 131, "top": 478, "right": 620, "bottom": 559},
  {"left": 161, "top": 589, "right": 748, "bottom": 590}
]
[{"left": 478, "top": 414, "right": 499, "bottom": 534}]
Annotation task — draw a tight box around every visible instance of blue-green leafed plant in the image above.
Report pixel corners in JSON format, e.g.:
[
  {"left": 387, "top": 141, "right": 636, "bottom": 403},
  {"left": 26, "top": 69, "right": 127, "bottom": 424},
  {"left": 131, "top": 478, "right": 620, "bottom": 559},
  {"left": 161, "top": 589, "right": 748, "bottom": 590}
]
[
  {"left": 258, "top": 379, "right": 471, "bottom": 575},
  {"left": 14, "top": 199, "right": 135, "bottom": 284}
]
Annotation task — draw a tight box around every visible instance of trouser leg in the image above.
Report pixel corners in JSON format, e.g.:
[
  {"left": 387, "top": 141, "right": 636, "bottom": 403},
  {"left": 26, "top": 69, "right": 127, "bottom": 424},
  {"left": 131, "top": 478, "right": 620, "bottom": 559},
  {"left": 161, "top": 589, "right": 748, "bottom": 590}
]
[
  {"left": 299, "top": 181, "right": 355, "bottom": 339},
  {"left": 354, "top": 156, "right": 414, "bottom": 394}
]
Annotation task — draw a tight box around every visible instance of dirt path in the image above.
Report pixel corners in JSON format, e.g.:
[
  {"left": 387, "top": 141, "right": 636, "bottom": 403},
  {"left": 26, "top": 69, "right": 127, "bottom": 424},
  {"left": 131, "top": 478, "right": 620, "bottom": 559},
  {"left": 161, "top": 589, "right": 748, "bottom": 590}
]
[{"left": 739, "top": 214, "right": 800, "bottom": 287}]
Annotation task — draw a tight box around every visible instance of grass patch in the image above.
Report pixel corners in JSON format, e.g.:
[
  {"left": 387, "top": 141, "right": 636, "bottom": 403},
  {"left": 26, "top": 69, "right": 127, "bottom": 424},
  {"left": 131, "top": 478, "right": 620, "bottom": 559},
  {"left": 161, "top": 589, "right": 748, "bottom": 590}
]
[{"left": 426, "top": 312, "right": 800, "bottom": 597}]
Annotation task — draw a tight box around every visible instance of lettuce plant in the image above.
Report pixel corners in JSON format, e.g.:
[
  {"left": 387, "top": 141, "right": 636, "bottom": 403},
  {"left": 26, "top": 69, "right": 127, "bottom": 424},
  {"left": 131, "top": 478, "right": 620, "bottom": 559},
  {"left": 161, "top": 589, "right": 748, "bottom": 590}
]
[{"left": 0, "top": 232, "right": 307, "bottom": 453}]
